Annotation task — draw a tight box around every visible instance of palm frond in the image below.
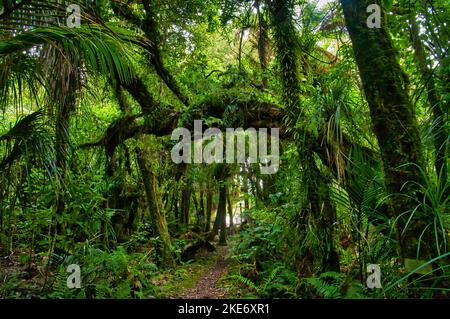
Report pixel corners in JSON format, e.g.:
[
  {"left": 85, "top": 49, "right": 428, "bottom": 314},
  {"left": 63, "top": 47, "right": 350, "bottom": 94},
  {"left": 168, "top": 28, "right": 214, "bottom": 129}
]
[
  {"left": 0, "top": 52, "right": 46, "bottom": 111},
  {"left": 0, "top": 0, "right": 100, "bottom": 31},
  {"left": 0, "top": 110, "right": 55, "bottom": 175},
  {"left": 0, "top": 25, "right": 135, "bottom": 84},
  {"left": 0, "top": 109, "right": 43, "bottom": 141}
]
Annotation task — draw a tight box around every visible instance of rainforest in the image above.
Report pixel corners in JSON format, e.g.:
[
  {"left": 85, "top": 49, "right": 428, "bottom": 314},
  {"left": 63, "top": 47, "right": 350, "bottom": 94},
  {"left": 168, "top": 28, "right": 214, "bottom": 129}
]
[{"left": 0, "top": 0, "right": 449, "bottom": 300}]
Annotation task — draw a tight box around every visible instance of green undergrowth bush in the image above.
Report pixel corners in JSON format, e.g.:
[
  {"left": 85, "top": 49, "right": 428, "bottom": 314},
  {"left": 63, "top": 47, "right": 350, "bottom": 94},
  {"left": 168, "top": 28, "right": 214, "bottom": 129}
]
[
  {"left": 230, "top": 204, "right": 450, "bottom": 299},
  {"left": 228, "top": 209, "right": 300, "bottom": 298},
  {"left": 47, "top": 246, "right": 160, "bottom": 299}
]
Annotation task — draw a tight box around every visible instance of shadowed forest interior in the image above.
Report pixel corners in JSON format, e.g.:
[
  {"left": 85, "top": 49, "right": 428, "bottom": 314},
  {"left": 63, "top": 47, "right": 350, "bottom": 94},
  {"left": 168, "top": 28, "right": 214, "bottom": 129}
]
[{"left": 0, "top": 0, "right": 449, "bottom": 299}]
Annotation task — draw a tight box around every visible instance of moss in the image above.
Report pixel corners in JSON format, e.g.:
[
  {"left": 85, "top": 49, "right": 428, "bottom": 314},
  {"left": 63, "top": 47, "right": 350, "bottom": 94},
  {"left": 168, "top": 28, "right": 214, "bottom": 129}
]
[
  {"left": 340, "top": 0, "right": 432, "bottom": 259},
  {"left": 156, "top": 252, "right": 218, "bottom": 298}
]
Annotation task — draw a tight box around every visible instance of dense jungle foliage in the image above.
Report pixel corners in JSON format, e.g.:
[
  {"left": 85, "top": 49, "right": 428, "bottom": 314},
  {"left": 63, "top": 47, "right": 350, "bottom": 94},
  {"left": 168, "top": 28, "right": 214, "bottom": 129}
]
[{"left": 0, "top": 0, "right": 448, "bottom": 299}]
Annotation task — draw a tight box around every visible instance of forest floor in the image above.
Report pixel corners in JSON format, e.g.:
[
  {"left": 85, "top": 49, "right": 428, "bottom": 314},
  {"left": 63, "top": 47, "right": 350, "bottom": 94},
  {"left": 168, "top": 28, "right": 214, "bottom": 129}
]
[
  {"left": 1, "top": 237, "right": 242, "bottom": 298},
  {"left": 176, "top": 245, "right": 231, "bottom": 299}
]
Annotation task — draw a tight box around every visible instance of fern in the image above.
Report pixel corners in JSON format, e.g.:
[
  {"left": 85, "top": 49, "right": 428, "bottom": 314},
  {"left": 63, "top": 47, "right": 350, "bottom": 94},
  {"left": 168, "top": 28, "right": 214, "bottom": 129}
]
[
  {"left": 306, "top": 277, "right": 341, "bottom": 298},
  {"left": 229, "top": 266, "right": 283, "bottom": 297},
  {"left": 50, "top": 267, "right": 71, "bottom": 299},
  {"left": 95, "top": 283, "right": 110, "bottom": 299},
  {"left": 262, "top": 267, "right": 281, "bottom": 292},
  {"left": 305, "top": 272, "right": 345, "bottom": 299},
  {"left": 228, "top": 274, "right": 259, "bottom": 292}
]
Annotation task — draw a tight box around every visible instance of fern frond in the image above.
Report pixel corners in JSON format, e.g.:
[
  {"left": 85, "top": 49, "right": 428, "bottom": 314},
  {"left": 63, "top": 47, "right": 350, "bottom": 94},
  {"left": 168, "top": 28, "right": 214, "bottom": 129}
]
[{"left": 228, "top": 274, "right": 259, "bottom": 292}]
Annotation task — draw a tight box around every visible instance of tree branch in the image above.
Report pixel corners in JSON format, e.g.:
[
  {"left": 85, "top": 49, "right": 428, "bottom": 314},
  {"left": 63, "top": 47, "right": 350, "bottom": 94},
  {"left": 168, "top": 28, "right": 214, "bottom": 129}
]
[{"left": 111, "top": 0, "right": 190, "bottom": 106}]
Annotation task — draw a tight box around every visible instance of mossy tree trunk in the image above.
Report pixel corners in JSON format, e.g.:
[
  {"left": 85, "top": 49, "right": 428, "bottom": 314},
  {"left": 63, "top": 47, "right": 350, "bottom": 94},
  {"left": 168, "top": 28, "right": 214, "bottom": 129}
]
[
  {"left": 173, "top": 193, "right": 180, "bottom": 231},
  {"left": 136, "top": 141, "right": 175, "bottom": 268},
  {"left": 181, "top": 185, "right": 191, "bottom": 226},
  {"left": 192, "top": 190, "right": 199, "bottom": 225},
  {"left": 199, "top": 188, "right": 205, "bottom": 228},
  {"left": 210, "top": 165, "right": 228, "bottom": 244},
  {"left": 218, "top": 182, "right": 228, "bottom": 245},
  {"left": 247, "top": 164, "right": 262, "bottom": 208},
  {"left": 340, "top": 0, "right": 431, "bottom": 259},
  {"left": 267, "top": 0, "right": 302, "bottom": 113},
  {"left": 409, "top": 18, "right": 447, "bottom": 187},
  {"left": 268, "top": 0, "right": 340, "bottom": 272},
  {"left": 205, "top": 188, "right": 213, "bottom": 232},
  {"left": 46, "top": 46, "right": 81, "bottom": 248},
  {"left": 241, "top": 164, "right": 250, "bottom": 209},
  {"left": 210, "top": 185, "right": 223, "bottom": 240},
  {"left": 227, "top": 187, "right": 233, "bottom": 229},
  {"left": 256, "top": 0, "right": 269, "bottom": 88},
  {"left": 307, "top": 155, "right": 340, "bottom": 272}
]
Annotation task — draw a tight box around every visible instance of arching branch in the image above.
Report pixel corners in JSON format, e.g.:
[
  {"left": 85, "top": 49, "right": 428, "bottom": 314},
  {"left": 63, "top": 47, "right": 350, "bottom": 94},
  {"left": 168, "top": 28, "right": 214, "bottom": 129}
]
[
  {"left": 79, "top": 98, "right": 284, "bottom": 156},
  {"left": 111, "top": 0, "right": 190, "bottom": 106}
]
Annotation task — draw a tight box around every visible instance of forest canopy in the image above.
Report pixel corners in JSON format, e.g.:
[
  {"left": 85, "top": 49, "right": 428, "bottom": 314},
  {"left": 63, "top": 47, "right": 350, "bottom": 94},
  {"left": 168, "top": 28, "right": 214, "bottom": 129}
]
[{"left": 0, "top": 0, "right": 448, "bottom": 300}]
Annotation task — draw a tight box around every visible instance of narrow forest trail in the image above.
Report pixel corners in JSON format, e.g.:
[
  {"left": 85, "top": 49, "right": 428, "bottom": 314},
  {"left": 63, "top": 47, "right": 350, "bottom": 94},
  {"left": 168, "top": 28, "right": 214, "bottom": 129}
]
[{"left": 177, "top": 245, "right": 231, "bottom": 299}]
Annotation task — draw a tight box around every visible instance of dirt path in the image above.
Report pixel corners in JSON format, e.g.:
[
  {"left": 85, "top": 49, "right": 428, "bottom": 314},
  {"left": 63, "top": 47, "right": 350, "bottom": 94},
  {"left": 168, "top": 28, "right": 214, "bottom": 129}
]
[{"left": 178, "top": 245, "right": 230, "bottom": 299}]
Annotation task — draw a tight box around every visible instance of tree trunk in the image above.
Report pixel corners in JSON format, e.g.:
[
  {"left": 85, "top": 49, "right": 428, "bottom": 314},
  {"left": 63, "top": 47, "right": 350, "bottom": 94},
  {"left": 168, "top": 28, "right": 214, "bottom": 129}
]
[
  {"left": 54, "top": 98, "right": 73, "bottom": 224},
  {"left": 268, "top": 0, "right": 339, "bottom": 273},
  {"left": 136, "top": 143, "right": 175, "bottom": 267},
  {"left": 210, "top": 167, "right": 228, "bottom": 242},
  {"left": 247, "top": 165, "right": 262, "bottom": 208},
  {"left": 192, "top": 191, "right": 199, "bottom": 225},
  {"left": 238, "top": 27, "right": 245, "bottom": 73},
  {"left": 340, "top": 0, "right": 431, "bottom": 259},
  {"left": 199, "top": 189, "right": 205, "bottom": 228},
  {"left": 256, "top": 0, "right": 269, "bottom": 88},
  {"left": 173, "top": 193, "right": 180, "bottom": 231},
  {"left": 47, "top": 46, "right": 81, "bottom": 246},
  {"left": 140, "top": 0, "right": 189, "bottom": 106},
  {"left": 227, "top": 187, "right": 234, "bottom": 234},
  {"left": 242, "top": 169, "right": 250, "bottom": 209},
  {"left": 218, "top": 183, "right": 228, "bottom": 245},
  {"left": 210, "top": 188, "right": 222, "bottom": 240},
  {"left": 307, "top": 155, "right": 340, "bottom": 272},
  {"left": 181, "top": 185, "right": 191, "bottom": 226},
  {"left": 267, "top": 0, "right": 302, "bottom": 114},
  {"left": 409, "top": 17, "right": 447, "bottom": 186},
  {"left": 205, "top": 188, "right": 213, "bottom": 232},
  {"left": 262, "top": 174, "right": 275, "bottom": 205}
]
